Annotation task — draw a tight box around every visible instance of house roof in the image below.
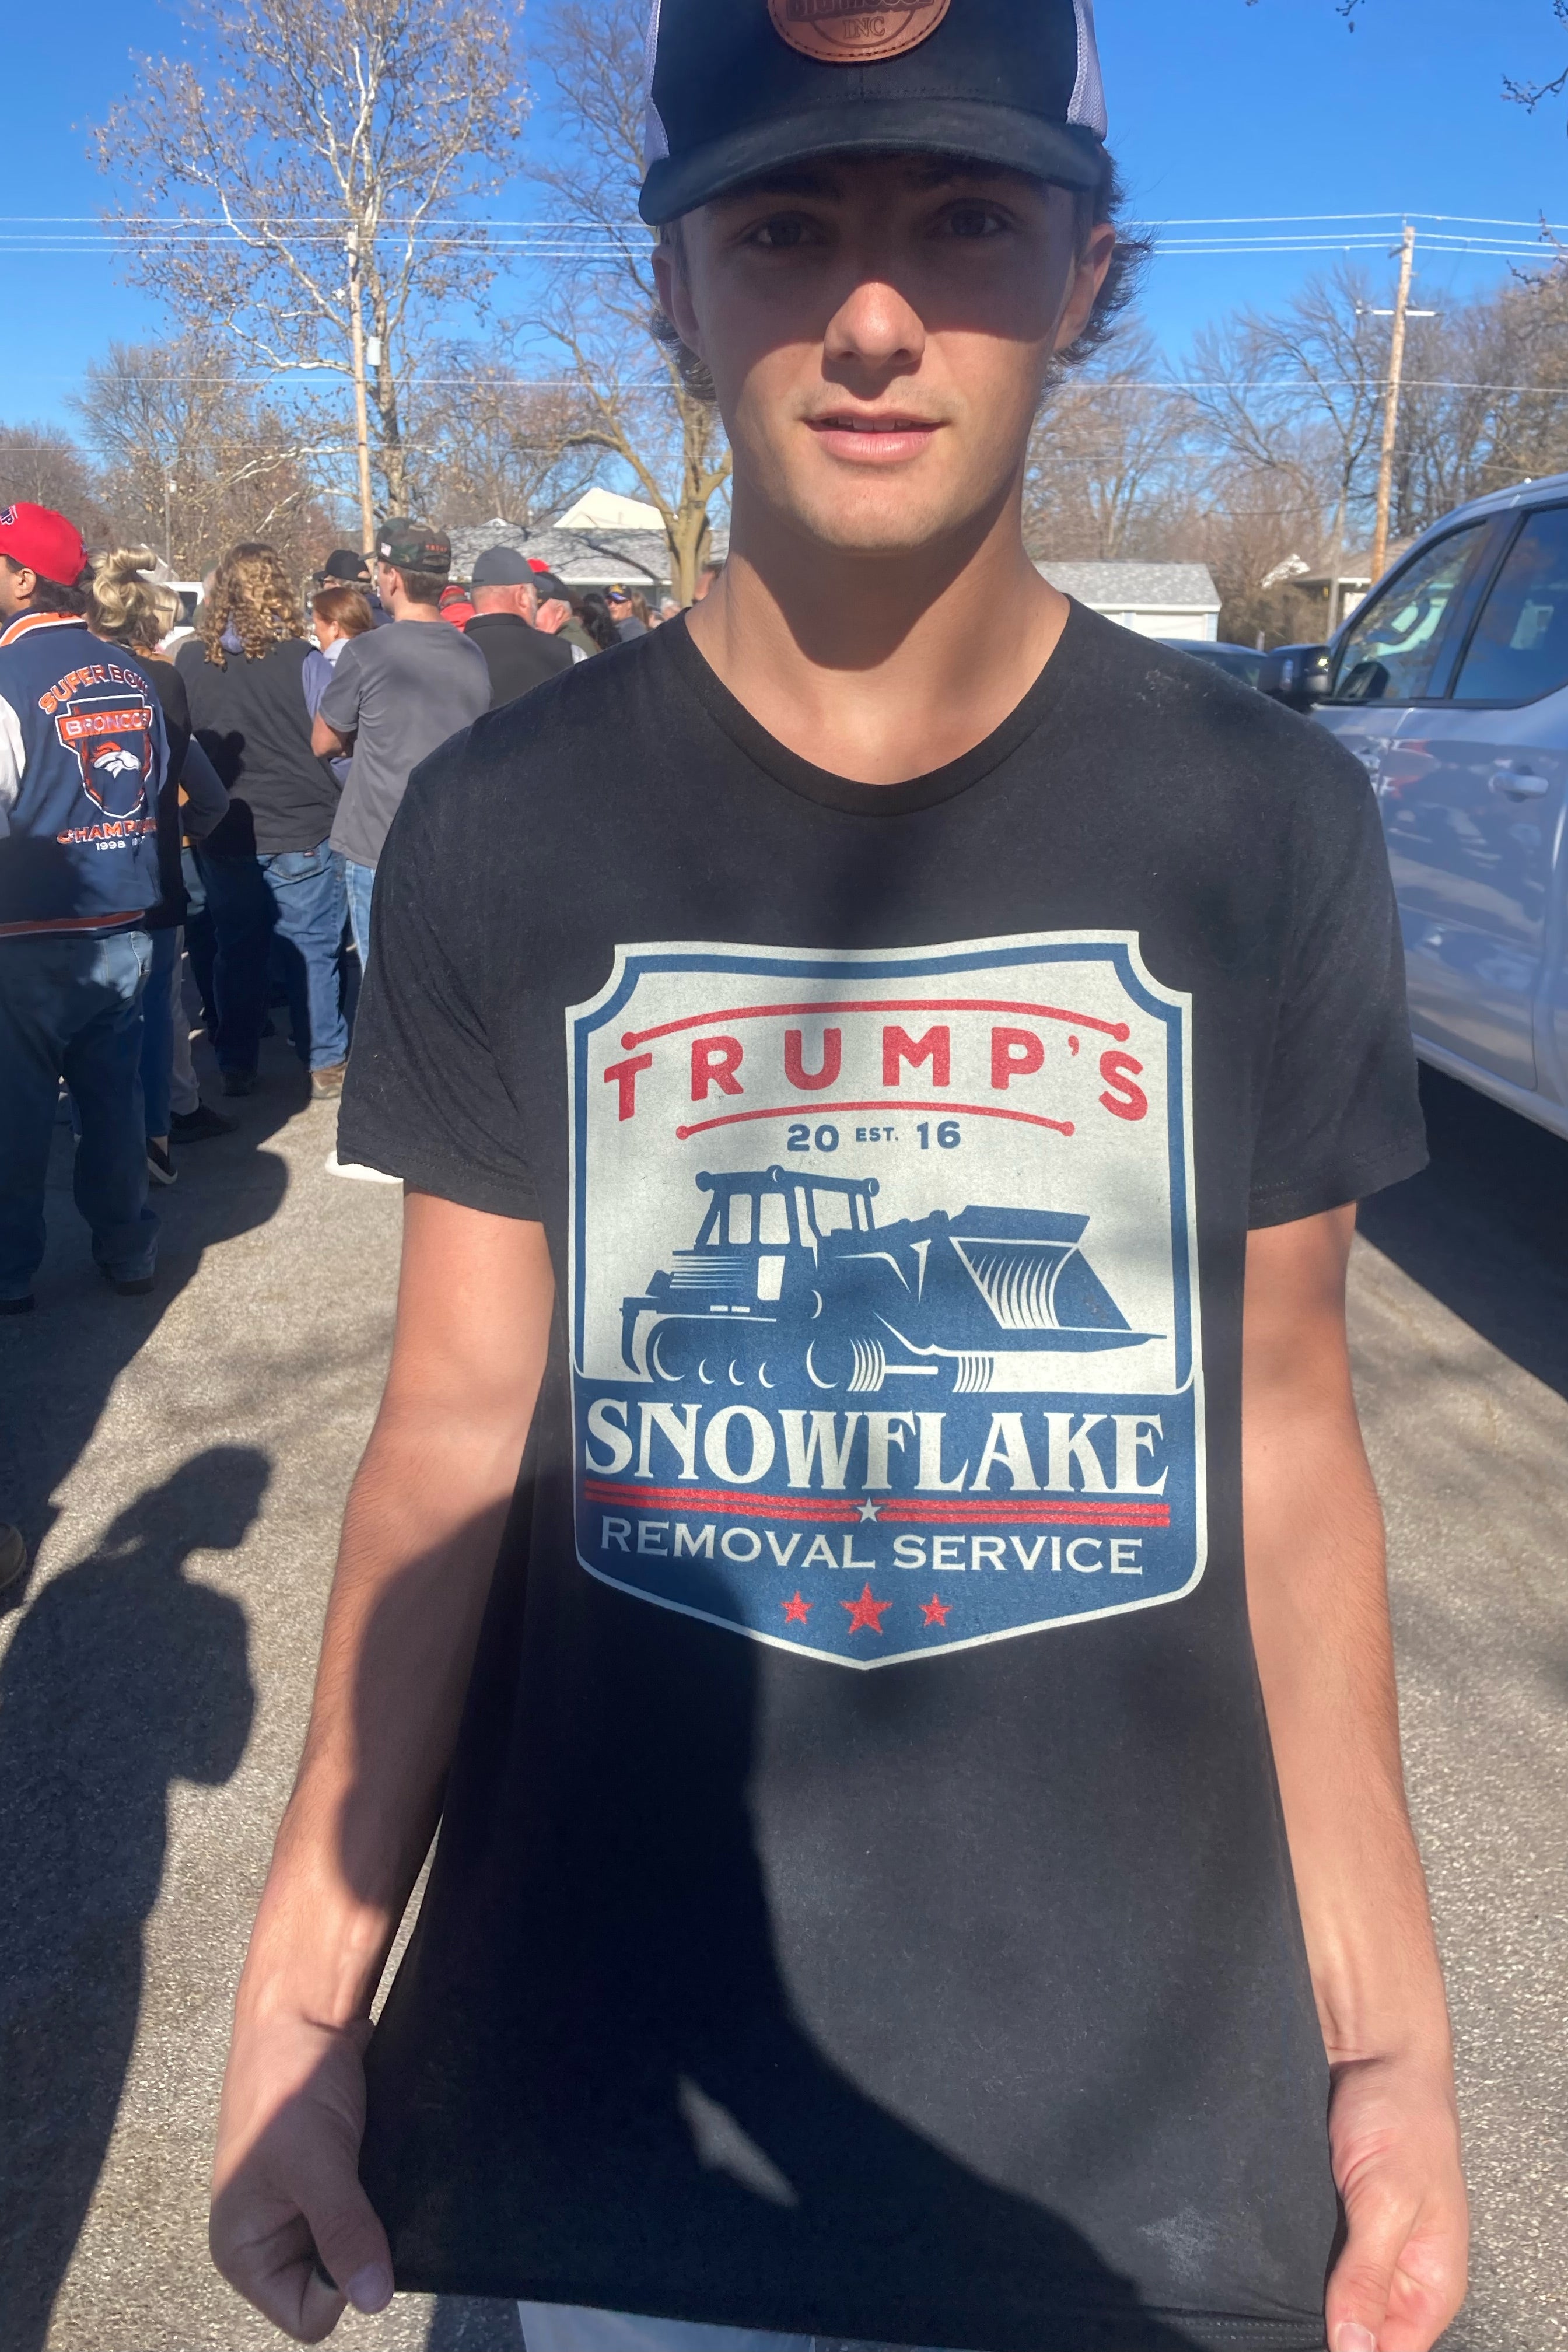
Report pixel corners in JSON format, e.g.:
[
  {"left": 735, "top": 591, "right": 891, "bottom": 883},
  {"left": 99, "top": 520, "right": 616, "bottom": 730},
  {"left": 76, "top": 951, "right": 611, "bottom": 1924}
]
[
  {"left": 446, "top": 515, "right": 729, "bottom": 592},
  {"left": 1035, "top": 560, "right": 1221, "bottom": 611}
]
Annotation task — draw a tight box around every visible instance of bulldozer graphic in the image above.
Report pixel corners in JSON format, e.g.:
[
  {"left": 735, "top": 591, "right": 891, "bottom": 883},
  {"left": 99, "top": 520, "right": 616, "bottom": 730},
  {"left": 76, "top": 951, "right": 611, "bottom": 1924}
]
[{"left": 620, "top": 1165, "right": 1154, "bottom": 1396}]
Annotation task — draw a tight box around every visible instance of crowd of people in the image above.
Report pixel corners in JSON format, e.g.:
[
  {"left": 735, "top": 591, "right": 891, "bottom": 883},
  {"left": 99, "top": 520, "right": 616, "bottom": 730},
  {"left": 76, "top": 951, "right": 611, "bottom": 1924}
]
[{"left": 0, "top": 496, "right": 720, "bottom": 1334}]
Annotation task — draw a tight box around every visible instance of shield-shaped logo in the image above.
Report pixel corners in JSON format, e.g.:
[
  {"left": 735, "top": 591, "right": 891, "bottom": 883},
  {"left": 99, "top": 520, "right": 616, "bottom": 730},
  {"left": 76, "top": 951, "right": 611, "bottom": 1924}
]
[
  {"left": 53, "top": 685, "right": 155, "bottom": 820},
  {"left": 568, "top": 935, "right": 1205, "bottom": 1668}
]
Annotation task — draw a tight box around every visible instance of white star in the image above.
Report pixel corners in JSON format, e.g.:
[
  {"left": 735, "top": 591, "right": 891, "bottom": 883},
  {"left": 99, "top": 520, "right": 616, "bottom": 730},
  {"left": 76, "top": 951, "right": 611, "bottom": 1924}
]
[{"left": 857, "top": 1498, "right": 881, "bottom": 1521}]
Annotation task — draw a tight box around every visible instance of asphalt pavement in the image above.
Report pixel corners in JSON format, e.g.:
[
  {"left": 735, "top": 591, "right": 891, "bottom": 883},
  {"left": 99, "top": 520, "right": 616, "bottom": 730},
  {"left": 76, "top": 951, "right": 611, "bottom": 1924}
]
[{"left": 0, "top": 1043, "right": 1563, "bottom": 2352}]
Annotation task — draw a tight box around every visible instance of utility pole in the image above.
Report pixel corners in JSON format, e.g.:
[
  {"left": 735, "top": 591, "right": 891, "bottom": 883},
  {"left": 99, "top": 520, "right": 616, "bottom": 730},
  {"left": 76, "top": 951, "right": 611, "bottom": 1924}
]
[
  {"left": 163, "top": 479, "right": 177, "bottom": 571},
  {"left": 1369, "top": 224, "right": 1417, "bottom": 590},
  {"left": 346, "top": 223, "right": 375, "bottom": 556}
]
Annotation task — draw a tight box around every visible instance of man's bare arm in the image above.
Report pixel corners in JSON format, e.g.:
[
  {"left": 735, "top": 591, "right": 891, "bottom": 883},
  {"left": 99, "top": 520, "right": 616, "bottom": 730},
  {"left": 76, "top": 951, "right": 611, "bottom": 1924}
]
[
  {"left": 1243, "top": 1208, "right": 1466, "bottom": 2352},
  {"left": 210, "top": 1193, "right": 554, "bottom": 2343},
  {"left": 312, "top": 712, "right": 351, "bottom": 760}
]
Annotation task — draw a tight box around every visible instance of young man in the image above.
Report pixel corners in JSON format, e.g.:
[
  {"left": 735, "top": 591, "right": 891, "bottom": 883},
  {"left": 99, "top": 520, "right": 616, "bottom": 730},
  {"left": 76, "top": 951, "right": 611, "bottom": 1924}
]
[
  {"left": 312, "top": 520, "right": 489, "bottom": 967},
  {"left": 212, "top": 5, "right": 1468, "bottom": 2350},
  {"left": 0, "top": 503, "right": 164, "bottom": 1308},
  {"left": 464, "top": 547, "right": 576, "bottom": 709}
]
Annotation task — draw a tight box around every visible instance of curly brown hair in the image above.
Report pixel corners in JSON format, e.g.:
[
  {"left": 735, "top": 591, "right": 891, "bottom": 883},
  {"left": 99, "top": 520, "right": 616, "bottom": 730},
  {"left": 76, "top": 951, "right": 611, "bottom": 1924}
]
[{"left": 197, "top": 542, "right": 306, "bottom": 665}]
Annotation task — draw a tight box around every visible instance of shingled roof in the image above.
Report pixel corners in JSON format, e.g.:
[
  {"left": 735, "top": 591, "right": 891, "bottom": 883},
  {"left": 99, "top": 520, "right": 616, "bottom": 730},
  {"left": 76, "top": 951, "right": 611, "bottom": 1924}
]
[
  {"left": 1035, "top": 561, "right": 1220, "bottom": 612},
  {"left": 446, "top": 516, "right": 729, "bottom": 593}
]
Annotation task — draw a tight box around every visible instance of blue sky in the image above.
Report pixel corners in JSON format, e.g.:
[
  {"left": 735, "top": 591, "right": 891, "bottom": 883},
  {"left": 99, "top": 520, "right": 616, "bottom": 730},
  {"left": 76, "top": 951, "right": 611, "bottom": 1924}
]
[{"left": 2, "top": 0, "right": 1564, "bottom": 435}]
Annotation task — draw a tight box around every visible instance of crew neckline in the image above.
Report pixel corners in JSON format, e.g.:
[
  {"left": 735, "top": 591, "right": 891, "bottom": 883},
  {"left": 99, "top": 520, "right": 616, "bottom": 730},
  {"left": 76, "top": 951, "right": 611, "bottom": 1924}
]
[{"left": 661, "top": 602, "right": 1084, "bottom": 818}]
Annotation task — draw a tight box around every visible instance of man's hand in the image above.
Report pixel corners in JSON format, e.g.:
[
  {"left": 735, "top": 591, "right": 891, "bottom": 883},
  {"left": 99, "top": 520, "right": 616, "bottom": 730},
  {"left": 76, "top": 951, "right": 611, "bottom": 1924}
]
[
  {"left": 1243, "top": 1208, "right": 1467, "bottom": 2352},
  {"left": 1325, "top": 2053, "right": 1468, "bottom": 2352},
  {"left": 210, "top": 2006, "right": 391, "bottom": 2342}
]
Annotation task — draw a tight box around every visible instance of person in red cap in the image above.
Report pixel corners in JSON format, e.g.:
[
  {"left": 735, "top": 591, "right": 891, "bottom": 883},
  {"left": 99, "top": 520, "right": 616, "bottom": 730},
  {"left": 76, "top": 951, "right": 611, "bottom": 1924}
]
[
  {"left": 0, "top": 503, "right": 165, "bottom": 1310},
  {"left": 211, "top": 3, "right": 1465, "bottom": 2349}
]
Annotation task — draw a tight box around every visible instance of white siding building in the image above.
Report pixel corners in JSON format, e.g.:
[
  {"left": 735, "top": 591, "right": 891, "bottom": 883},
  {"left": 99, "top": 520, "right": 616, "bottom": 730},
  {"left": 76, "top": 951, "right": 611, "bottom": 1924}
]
[{"left": 1034, "top": 561, "right": 1222, "bottom": 642}]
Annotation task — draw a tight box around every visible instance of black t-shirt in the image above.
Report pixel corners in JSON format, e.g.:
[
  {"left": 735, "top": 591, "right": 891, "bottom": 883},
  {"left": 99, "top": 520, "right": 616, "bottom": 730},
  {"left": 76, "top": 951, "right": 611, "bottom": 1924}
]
[
  {"left": 463, "top": 610, "right": 576, "bottom": 709},
  {"left": 342, "top": 608, "right": 1424, "bottom": 2352},
  {"left": 176, "top": 635, "right": 340, "bottom": 856}
]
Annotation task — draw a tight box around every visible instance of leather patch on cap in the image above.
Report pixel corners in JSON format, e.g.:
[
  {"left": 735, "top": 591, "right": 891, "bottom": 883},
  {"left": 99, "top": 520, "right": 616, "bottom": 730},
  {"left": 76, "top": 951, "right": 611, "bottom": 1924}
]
[{"left": 767, "top": 0, "right": 950, "bottom": 65}]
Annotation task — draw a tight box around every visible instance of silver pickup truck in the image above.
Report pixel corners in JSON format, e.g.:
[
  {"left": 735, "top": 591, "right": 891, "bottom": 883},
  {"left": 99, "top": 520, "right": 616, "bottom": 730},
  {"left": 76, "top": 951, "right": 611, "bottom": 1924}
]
[{"left": 1300, "top": 475, "right": 1568, "bottom": 1144}]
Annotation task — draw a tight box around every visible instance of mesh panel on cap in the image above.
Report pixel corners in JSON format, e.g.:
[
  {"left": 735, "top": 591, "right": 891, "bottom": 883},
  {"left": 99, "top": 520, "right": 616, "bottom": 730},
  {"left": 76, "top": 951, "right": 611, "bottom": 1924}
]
[
  {"left": 1069, "top": 0, "right": 1108, "bottom": 138},
  {"left": 642, "top": 0, "right": 670, "bottom": 166}
]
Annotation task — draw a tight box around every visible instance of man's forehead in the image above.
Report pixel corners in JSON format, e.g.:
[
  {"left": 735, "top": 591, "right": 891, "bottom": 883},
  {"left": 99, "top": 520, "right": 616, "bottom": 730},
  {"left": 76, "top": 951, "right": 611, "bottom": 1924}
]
[{"left": 706, "top": 154, "right": 1052, "bottom": 209}]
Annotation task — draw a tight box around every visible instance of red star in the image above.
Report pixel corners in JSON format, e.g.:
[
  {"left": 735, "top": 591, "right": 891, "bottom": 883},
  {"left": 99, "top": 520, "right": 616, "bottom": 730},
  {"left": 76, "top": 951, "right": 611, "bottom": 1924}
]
[
  {"left": 920, "top": 1594, "right": 951, "bottom": 1627},
  {"left": 841, "top": 1582, "right": 892, "bottom": 1636},
  {"left": 782, "top": 1591, "right": 811, "bottom": 1625}
]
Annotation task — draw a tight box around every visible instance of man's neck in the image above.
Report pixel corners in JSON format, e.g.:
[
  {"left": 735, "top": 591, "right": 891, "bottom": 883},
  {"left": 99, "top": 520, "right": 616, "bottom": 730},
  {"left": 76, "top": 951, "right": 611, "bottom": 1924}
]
[
  {"left": 390, "top": 599, "right": 442, "bottom": 624},
  {"left": 685, "top": 495, "right": 1069, "bottom": 786}
]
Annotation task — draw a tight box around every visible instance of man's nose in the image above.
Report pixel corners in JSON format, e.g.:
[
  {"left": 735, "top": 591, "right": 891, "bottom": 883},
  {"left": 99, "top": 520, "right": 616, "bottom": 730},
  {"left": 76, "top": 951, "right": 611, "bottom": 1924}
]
[{"left": 823, "top": 277, "right": 925, "bottom": 374}]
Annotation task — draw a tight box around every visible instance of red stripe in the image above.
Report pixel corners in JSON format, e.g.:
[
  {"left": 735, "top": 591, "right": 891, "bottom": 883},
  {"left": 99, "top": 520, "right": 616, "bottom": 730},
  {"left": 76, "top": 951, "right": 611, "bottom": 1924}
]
[
  {"left": 881, "top": 1500, "right": 1170, "bottom": 1526},
  {"left": 620, "top": 998, "right": 1130, "bottom": 1048},
  {"left": 674, "top": 1100, "right": 1074, "bottom": 1142},
  {"left": 584, "top": 1482, "right": 859, "bottom": 1521},
  {"left": 582, "top": 1483, "right": 1168, "bottom": 1530}
]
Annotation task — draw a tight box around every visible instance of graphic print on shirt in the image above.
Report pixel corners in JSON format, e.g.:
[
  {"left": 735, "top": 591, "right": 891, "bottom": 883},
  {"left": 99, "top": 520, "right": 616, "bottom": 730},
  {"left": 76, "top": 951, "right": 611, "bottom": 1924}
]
[
  {"left": 568, "top": 936, "right": 1205, "bottom": 1668},
  {"left": 43, "top": 667, "right": 157, "bottom": 826}
]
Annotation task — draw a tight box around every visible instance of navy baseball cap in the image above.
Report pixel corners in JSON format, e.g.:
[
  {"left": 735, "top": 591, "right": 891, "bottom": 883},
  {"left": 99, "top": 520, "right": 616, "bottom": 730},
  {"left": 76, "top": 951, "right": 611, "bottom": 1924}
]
[{"left": 639, "top": 0, "right": 1108, "bottom": 225}]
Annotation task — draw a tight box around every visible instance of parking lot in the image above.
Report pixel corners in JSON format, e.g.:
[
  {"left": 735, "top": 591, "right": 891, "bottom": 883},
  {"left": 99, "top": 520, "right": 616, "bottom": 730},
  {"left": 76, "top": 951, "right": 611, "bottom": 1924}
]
[{"left": 0, "top": 1048, "right": 1563, "bottom": 2352}]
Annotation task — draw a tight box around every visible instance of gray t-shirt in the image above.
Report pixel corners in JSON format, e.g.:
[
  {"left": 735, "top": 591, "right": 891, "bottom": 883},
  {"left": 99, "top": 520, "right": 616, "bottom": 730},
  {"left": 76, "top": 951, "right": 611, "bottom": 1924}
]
[{"left": 321, "top": 618, "right": 489, "bottom": 869}]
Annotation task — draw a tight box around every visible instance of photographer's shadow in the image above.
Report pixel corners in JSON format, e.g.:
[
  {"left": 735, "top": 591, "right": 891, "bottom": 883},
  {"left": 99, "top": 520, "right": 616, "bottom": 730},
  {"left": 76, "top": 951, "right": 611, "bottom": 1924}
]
[{"left": 0, "top": 1447, "right": 261, "bottom": 2351}]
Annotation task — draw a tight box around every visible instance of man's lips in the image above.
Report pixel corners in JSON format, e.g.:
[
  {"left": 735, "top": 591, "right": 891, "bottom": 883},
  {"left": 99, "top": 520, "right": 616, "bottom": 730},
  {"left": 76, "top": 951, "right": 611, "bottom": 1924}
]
[{"left": 804, "top": 414, "right": 943, "bottom": 459}]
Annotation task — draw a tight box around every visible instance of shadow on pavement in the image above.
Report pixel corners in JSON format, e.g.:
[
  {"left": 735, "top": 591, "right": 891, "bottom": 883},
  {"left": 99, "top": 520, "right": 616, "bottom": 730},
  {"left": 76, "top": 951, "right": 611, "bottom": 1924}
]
[
  {"left": 1357, "top": 1065, "right": 1568, "bottom": 1402},
  {"left": 0, "top": 1036, "right": 300, "bottom": 1586},
  {"left": 0, "top": 1447, "right": 261, "bottom": 2352},
  {"left": 426, "top": 2294, "right": 525, "bottom": 2347}
]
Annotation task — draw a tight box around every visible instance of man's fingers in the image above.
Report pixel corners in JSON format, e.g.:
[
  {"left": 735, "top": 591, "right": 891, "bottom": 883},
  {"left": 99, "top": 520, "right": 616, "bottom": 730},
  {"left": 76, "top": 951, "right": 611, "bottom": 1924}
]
[
  {"left": 1326, "top": 2183, "right": 1413, "bottom": 2351},
  {"left": 297, "top": 2174, "right": 394, "bottom": 2319}
]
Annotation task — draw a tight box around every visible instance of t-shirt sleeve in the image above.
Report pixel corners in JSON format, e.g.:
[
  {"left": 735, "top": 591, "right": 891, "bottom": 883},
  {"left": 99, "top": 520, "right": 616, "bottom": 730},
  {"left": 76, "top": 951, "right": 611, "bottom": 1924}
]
[
  {"left": 336, "top": 741, "right": 541, "bottom": 1217},
  {"left": 1248, "top": 750, "right": 1427, "bottom": 1227},
  {"left": 318, "top": 639, "right": 365, "bottom": 735}
]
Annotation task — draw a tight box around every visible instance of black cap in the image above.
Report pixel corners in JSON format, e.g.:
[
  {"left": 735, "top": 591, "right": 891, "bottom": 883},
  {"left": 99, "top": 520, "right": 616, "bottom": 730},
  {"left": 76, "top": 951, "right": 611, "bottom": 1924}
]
[
  {"left": 639, "top": 0, "right": 1108, "bottom": 225},
  {"left": 376, "top": 519, "right": 452, "bottom": 575},
  {"left": 470, "top": 545, "right": 536, "bottom": 587},
  {"left": 320, "top": 548, "right": 370, "bottom": 583}
]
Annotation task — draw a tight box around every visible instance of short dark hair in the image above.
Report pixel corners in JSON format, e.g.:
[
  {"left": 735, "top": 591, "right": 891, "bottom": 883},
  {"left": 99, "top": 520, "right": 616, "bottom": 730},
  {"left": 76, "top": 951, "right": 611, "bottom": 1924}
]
[
  {"left": 653, "top": 153, "right": 1147, "bottom": 398},
  {"left": 390, "top": 566, "right": 449, "bottom": 607},
  {"left": 1, "top": 554, "right": 89, "bottom": 615}
]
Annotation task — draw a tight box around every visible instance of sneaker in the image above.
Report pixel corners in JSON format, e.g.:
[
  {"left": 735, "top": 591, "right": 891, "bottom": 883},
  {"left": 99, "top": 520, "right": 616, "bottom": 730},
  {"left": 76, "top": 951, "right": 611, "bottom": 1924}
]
[
  {"left": 324, "top": 1150, "right": 400, "bottom": 1184},
  {"left": 0, "top": 1296, "right": 35, "bottom": 1317},
  {"left": 146, "top": 1140, "right": 178, "bottom": 1186},
  {"left": 221, "top": 1068, "right": 258, "bottom": 1098},
  {"left": 99, "top": 1265, "right": 156, "bottom": 1297},
  {"left": 0, "top": 1524, "right": 27, "bottom": 1591},
  {"left": 311, "top": 1061, "right": 349, "bottom": 1100},
  {"left": 170, "top": 1104, "right": 236, "bottom": 1143}
]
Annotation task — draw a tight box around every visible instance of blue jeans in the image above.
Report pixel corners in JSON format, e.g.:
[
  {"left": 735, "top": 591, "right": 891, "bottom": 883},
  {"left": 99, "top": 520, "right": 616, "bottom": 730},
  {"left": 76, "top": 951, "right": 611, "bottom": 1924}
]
[
  {"left": 342, "top": 856, "right": 374, "bottom": 970},
  {"left": 198, "top": 841, "right": 349, "bottom": 1073},
  {"left": 0, "top": 929, "right": 158, "bottom": 1297},
  {"left": 139, "top": 926, "right": 180, "bottom": 1138}
]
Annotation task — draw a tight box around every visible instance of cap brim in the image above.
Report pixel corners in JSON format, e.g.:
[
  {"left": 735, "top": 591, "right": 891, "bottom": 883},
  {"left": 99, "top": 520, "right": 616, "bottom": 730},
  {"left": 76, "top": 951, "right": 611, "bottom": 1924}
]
[{"left": 639, "top": 102, "right": 1104, "bottom": 224}]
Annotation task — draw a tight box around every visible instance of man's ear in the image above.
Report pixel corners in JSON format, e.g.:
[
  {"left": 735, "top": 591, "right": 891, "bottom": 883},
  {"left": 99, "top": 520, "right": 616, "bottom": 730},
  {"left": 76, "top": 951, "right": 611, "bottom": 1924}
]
[
  {"left": 653, "top": 240, "right": 706, "bottom": 368},
  {"left": 1052, "top": 220, "right": 1118, "bottom": 356}
]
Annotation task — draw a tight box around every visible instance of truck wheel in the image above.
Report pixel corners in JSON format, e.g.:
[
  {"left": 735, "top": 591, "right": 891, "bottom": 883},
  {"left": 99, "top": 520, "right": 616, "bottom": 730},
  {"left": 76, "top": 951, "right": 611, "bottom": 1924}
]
[{"left": 649, "top": 1323, "right": 693, "bottom": 1383}]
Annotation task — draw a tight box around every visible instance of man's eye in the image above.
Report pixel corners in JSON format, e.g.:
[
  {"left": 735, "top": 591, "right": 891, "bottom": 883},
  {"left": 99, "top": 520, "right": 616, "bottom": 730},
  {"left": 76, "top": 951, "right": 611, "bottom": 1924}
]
[
  {"left": 943, "top": 205, "right": 1006, "bottom": 239},
  {"left": 744, "top": 215, "right": 821, "bottom": 250}
]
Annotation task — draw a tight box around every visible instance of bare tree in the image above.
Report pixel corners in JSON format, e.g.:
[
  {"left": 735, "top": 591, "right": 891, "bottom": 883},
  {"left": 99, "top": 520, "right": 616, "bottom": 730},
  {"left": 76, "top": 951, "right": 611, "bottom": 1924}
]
[
  {"left": 70, "top": 340, "right": 335, "bottom": 577},
  {"left": 0, "top": 424, "right": 113, "bottom": 544},
  {"left": 412, "top": 355, "right": 597, "bottom": 529},
  {"left": 526, "top": 0, "right": 730, "bottom": 604},
  {"left": 93, "top": 0, "right": 527, "bottom": 542},
  {"left": 1189, "top": 266, "right": 1387, "bottom": 624},
  {"left": 1025, "top": 332, "right": 1196, "bottom": 562}
]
